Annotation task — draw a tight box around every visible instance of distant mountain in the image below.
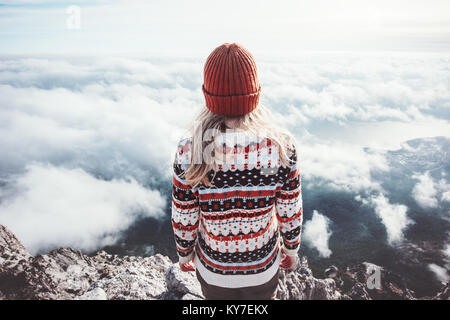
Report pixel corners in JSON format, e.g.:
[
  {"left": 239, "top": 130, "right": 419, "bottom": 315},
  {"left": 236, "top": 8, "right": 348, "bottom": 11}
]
[{"left": 385, "top": 136, "right": 450, "bottom": 173}]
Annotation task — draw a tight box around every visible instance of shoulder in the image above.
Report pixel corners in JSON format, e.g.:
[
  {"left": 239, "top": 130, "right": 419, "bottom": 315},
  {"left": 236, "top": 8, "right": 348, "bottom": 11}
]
[
  {"left": 286, "top": 142, "right": 297, "bottom": 160},
  {"left": 178, "top": 137, "right": 192, "bottom": 149},
  {"left": 278, "top": 136, "right": 298, "bottom": 167},
  {"left": 174, "top": 137, "right": 193, "bottom": 167},
  {"left": 270, "top": 134, "right": 297, "bottom": 161}
]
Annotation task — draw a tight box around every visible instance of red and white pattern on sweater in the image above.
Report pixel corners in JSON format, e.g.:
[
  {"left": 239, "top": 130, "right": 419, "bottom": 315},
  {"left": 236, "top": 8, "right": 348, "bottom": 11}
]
[{"left": 171, "top": 131, "right": 302, "bottom": 288}]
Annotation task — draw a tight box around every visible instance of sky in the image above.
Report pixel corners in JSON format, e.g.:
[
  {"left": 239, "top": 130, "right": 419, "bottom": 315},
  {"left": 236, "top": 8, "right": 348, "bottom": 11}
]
[{"left": 0, "top": 0, "right": 450, "bottom": 54}]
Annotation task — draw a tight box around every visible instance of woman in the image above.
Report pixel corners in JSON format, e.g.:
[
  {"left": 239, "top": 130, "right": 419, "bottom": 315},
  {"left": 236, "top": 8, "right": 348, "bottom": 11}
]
[{"left": 171, "top": 43, "right": 303, "bottom": 300}]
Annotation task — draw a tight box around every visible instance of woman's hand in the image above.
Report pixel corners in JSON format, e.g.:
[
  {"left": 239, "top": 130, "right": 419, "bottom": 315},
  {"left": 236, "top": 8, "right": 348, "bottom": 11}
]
[
  {"left": 179, "top": 260, "right": 195, "bottom": 272},
  {"left": 280, "top": 255, "right": 297, "bottom": 270},
  {"left": 279, "top": 247, "right": 297, "bottom": 270}
]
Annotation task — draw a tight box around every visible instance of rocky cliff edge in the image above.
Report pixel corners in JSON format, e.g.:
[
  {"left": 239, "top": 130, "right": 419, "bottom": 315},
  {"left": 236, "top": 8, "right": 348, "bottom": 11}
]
[{"left": 0, "top": 225, "right": 447, "bottom": 300}]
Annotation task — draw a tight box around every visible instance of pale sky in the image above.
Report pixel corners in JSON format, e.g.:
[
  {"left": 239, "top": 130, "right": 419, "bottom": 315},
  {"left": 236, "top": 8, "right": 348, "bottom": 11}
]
[{"left": 1, "top": 0, "right": 450, "bottom": 54}]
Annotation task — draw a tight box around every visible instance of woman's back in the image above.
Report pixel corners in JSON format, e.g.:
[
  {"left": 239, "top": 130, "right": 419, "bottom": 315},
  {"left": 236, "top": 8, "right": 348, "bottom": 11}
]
[{"left": 172, "top": 129, "right": 302, "bottom": 289}]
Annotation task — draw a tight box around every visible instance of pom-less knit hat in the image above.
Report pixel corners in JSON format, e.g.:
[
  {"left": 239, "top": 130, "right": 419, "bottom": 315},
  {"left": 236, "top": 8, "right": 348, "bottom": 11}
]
[{"left": 202, "top": 43, "right": 261, "bottom": 117}]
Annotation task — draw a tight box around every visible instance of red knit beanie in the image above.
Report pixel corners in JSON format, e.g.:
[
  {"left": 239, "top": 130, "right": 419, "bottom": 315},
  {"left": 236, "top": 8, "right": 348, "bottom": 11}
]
[{"left": 202, "top": 43, "right": 261, "bottom": 117}]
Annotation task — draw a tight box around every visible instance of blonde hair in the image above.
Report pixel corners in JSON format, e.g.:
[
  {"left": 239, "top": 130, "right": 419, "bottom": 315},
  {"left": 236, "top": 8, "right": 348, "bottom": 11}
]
[{"left": 183, "top": 105, "right": 297, "bottom": 188}]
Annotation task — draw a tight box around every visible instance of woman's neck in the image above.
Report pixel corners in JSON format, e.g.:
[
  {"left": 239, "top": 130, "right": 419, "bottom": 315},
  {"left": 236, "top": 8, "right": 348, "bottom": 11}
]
[{"left": 224, "top": 118, "right": 241, "bottom": 129}]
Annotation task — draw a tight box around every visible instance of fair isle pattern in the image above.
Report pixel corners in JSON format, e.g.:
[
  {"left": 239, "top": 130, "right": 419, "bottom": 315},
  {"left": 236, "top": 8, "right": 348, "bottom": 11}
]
[{"left": 171, "top": 131, "right": 303, "bottom": 288}]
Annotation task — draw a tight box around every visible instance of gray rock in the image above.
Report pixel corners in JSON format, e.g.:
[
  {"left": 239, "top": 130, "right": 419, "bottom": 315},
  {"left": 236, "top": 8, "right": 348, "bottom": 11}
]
[
  {"left": 277, "top": 270, "right": 342, "bottom": 300},
  {"left": 276, "top": 257, "right": 342, "bottom": 300},
  {"left": 324, "top": 265, "right": 339, "bottom": 278},
  {"left": 77, "top": 287, "right": 107, "bottom": 300},
  {"left": 0, "top": 224, "right": 171, "bottom": 300},
  {"left": 348, "top": 283, "right": 371, "bottom": 300},
  {"left": 181, "top": 293, "right": 204, "bottom": 300},
  {"left": 1, "top": 224, "right": 447, "bottom": 300},
  {"left": 91, "top": 252, "right": 171, "bottom": 300},
  {"left": 165, "top": 264, "right": 204, "bottom": 299},
  {"left": 432, "top": 283, "right": 449, "bottom": 300}
]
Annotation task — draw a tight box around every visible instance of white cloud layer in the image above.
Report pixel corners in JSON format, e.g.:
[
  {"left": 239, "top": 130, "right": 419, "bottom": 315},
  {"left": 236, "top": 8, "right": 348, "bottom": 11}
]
[
  {"left": 298, "top": 140, "right": 388, "bottom": 192},
  {"left": 263, "top": 52, "right": 450, "bottom": 149},
  {"left": 443, "top": 243, "right": 450, "bottom": 259},
  {"left": 412, "top": 172, "right": 450, "bottom": 209},
  {"left": 412, "top": 172, "right": 438, "bottom": 208},
  {"left": 428, "top": 264, "right": 449, "bottom": 283},
  {"left": 0, "top": 56, "right": 203, "bottom": 181},
  {"left": 303, "top": 210, "right": 333, "bottom": 258},
  {"left": 442, "top": 192, "right": 450, "bottom": 203},
  {"left": 360, "top": 193, "right": 413, "bottom": 244},
  {"left": 0, "top": 163, "right": 165, "bottom": 254},
  {"left": 0, "top": 52, "right": 448, "bottom": 253}
]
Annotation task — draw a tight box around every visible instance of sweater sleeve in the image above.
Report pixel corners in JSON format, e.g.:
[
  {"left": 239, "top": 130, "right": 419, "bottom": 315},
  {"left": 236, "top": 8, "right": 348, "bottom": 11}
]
[
  {"left": 275, "top": 147, "right": 303, "bottom": 257},
  {"left": 171, "top": 148, "right": 200, "bottom": 264}
]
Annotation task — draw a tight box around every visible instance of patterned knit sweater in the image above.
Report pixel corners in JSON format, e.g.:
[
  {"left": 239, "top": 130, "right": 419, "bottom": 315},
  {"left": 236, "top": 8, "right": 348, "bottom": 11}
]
[{"left": 171, "top": 130, "right": 303, "bottom": 288}]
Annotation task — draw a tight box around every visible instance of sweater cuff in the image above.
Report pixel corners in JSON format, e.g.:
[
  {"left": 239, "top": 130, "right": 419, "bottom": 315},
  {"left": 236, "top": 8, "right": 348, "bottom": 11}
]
[
  {"left": 177, "top": 250, "right": 195, "bottom": 265},
  {"left": 281, "top": 244, "right": 299, "bottom": 257}
]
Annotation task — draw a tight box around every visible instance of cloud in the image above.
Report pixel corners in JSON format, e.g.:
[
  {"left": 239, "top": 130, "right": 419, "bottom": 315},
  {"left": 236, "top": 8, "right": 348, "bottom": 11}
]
[
  {"left": 0, "top": 55, "right": 203, "bottom": 253},
  {"left": 297, "top": 140, "right": 388, "bottom": 192},
  {"left": 412, "top": 172, "right": 438, "bottom": 208},
  {"left": 428, "top": 264, "right": 449, "bottom": 283},
  {"left": 0, "top": 56, "right": 205, "bottom": 182},
  {"left": 261, "top": 52, "right": 450, "bottom": 193},
  {"left": 443, "top": 243, "right": 450, "bottom": 259},
  {"left": 359, "top": 193, "right": 413, "bottom": 244},
  {"left": 0, "top": 163, "right": 166, "bottom": 254},
  {"left": 438, "top": 179, "right": 450, "bottom": 205},
  {"left": 0, "top": 52, "right": 448, "bottom": 254},
  {"left": 442, "top": 190, "right": 450, "bottom": 201},
  {"left": 303, "top": 210, "right": 333, "bottom": 258},
  {"left": 412, "top": 172, "right": 450, "bottom": 209},
  {"left": 262, "top": 52, "right": 450, "bottom": 147}
]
